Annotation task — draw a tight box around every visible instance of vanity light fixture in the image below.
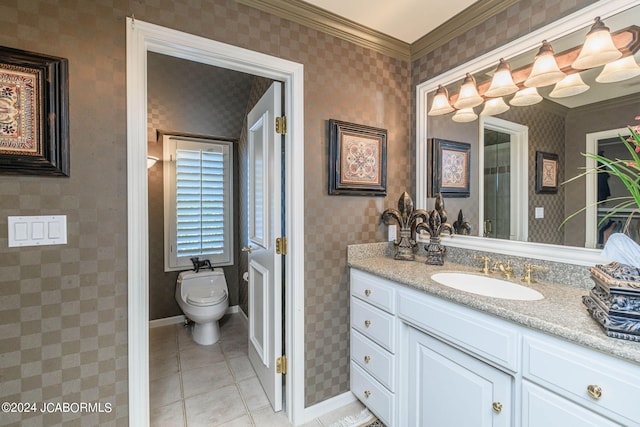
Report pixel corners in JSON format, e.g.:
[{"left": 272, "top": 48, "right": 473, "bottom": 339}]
[
  {"left": 454, "top": 73, "right": 484, "bottom": 109},
  {"left": 509, "top": 87, "right": 543, "bottom": 106},
  {"left": 572, "top": 17, "right": 622, "bottom": 70},
  {"left": 524, "top": 40, "right": 565, "bottom": 88},
  {"left": 452, "top": 107, "right": 478, "bottom": 123},
  {"left": 428, "top": 85, "right": 455, "bottom": 116},
  {"left": 480, "top": 97, "right": 509, "bottom": 116},
  {"left": 549, "top": 73, "right": 590, "bottom": 98},
  {"left": 147, "top": 156, "right": 159, "bottom": 168},
  {"left": 484, "top": 58, "right": 519, "bottom": 97},
  {"left": 596, "top": 55, "right": 640, "bottom": 83}
]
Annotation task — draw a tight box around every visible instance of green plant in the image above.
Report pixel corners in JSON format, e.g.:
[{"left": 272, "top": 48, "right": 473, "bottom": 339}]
[{"left": 561, "top": 116, "right": 640, "bottom": 228}]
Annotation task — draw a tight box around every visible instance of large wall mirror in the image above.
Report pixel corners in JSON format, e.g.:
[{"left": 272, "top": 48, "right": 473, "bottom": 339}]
[{"left": 416, "top": 0, "right": 640, "bottom": 266}]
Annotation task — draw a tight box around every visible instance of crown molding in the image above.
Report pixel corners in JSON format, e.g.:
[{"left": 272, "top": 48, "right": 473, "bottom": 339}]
[
  {"left": 410, "top": 0, "right": 521, "bottom": 61},
  {"left": 235, "top": 0, "right": 411, "bottom": 61}
]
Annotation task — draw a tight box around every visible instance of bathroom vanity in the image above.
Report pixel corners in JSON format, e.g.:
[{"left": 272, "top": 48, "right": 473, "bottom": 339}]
[{"left": 348, "top": 253, "right": 640, "bottom": 427}]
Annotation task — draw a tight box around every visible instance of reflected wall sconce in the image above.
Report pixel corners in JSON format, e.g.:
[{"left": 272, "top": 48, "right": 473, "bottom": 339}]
[
  {"left": 485, "top": 59, "right": 519, "bottom": 97},
  {"left": 480, "top": 97, "right": 509, "bottom": 116},
  {"left": 428, "top": 85, "right": 455, "bottom": 115},
  {"left": 452, "top": 108, "right": 478, "bottom": 123},
  {"left": 596, "top": 55, "right": 640, "bottom": 83},
  {"left": 147, "top": 156, "right": 159, "bottom": 169},
  {"left": 524, "top": 41, "right": 565, "bottom": 88},
  {"left": 549, "top": 73, "right": 590, "bottom": 98},
  {"left": 453, "top": 73, "right": 484, "bottom": 109},
  {"left": 572, "top": 17, "right": 622, "bottom": 69},
  {"left": 509, "top": 87, "right": 543, "bottom": 106}
]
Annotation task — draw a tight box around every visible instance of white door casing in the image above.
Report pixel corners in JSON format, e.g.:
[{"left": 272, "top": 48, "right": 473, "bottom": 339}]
[
  {"left": 126, "top": 19, "right": 305, "bottom": 426},
  {"left": 247, "top": 82, "right": 283, "bottom": 412}
]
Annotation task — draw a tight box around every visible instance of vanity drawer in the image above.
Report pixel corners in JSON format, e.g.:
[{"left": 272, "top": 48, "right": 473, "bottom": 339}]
[
  {"left": 351, "top": 297, "right": 395, "bottom": 352},
  {"left": 523, "top": 335, "right": 640, "bottom": 425},
  {"left": 397, "top": 289, "right": 518, "bottom": 371},
  {"left": 351, "top": 361, "right": 394, "bottom": 427},
  {"left": 351, "top": 269, "right": 396, "bottom": 314},
  {"left": 351, "top": 329, "right": 395, "bottom": 391}
]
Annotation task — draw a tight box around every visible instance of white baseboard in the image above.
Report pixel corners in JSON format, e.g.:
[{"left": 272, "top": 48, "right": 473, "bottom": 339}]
[
  {"left": 302, "top": 391, "right": 357, "bottom": 423},
  {"left": 149, "top": 305, "right": 241, "bottom": 328}
]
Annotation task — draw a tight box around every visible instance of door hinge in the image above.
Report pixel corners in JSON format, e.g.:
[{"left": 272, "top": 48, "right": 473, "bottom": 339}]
[
  {"left": 276, "top": 237, "right": 287, "bottom": 255},
  {"left": 276, "top": 356, "right": 287, "bottom": 375},
  {"left": 275, "top": 116, "right": 286, "bottom": 135}
]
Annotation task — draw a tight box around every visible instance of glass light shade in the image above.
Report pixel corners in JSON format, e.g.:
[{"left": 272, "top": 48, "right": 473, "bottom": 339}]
[
  {"left": 480, "top": 97, "right": 509, "bottom": 116},
  {"left": 549, "top": 73, "right": 590, "bottom": 98},
  {"left": 509, "top": 87, "right": 543, "bottom": 106},
  {"left": 524, "top": 41, "right": 565, "bottom": 88},
  {"left": 452, "top": 108, "right": 478, "bottom": 123},
  {"left": 596, "top": 55, "right": 640, "bottom": 83},
  {"left": 428, "top": 85, "right": 455, "bottom": 116},
  {"left": 572, "top": 17, "right": 622, "bottom": 70},
  {"left": 454, "top": 73, "right": 484, "bottom": 109},
  {"left": 147, "top": 156, "right": 159, "bottom": 169},
  {"left": 484, "top": 59, "right": 519, "bottom": 97}
]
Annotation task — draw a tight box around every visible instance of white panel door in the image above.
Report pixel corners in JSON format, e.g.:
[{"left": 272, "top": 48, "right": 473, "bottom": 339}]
[
  {"left": 406, "top": 327, "right": 512, "bottom": 427},
  {"left": 246, "top": 81, "right": 283, "bottom": 412}
]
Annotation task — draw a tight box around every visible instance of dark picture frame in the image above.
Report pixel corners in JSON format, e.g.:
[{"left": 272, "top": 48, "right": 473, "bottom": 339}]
[
  {"left": 429, "top": 138, "right": 471, "bottom": 197},
  {"left": 328, "top": 119, "right": 387, "bottom": 196},
  {"left": 535, "top": 151, "right": 559, "bottom": 194},
  {"left": 0, "top": 46, "right": 69, "bottom": 176}
]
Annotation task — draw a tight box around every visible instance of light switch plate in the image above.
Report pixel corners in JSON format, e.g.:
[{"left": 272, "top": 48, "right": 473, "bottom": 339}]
[
  {"left": 535, "top": 207, "right": 544, "bottom": 219},
  {"left": 388, "top": 224, "right": 397, "bottom": 242},
  {"left": 8, "top": 215, "right": 67, "bottom": 247}
]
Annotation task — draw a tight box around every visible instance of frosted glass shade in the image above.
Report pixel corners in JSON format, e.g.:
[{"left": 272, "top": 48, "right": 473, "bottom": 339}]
[
  {"left": 454, "top": 73, "right": 484, "bottom": 109},
  {"left": 572, "top": 17, "right": 622, "bottom": 70},
  {"left": 524, "top": 41, "right": 565, "bottom": 88},
  {"left": 452, "top": 108, "right": 478, "bottom": 123},
  {"left": 480, "top": 97, "right": 509, "bottom": 116},
  {"left": 428, "top": 85, "right": 455, "bottom": 116},
  {"left": 509, "top": 87, "right": 542, "bottom": 106},
  {"left": 596, "top": 55, "right": 640, "bottom": 83},
  {"left": 485, "top": 59, "right": 519, "bottom": 97},
  {"left": 549, "top": 73, "right": 590, "bottom": 98}
]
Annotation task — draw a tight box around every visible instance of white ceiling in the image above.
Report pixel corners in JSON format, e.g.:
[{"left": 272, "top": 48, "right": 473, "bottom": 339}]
[{"left": 301, "top": 0, "right": 480, "bottom": 43}]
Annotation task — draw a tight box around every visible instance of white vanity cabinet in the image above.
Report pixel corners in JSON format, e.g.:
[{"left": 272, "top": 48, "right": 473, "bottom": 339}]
[{"left": 350, "top": 268, "right": 640, "bottom": 427}]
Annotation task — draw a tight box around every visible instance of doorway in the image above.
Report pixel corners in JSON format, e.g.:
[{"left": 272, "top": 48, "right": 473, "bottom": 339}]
[
  {"left": 126, "top": 19, "right": 305, "bottom": 426},
  {"left": 483, "top": 129, "right": 511, "bottom": 239}
]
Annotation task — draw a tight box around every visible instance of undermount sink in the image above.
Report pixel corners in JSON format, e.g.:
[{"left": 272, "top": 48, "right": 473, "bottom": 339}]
[{"left": 431, "top": 272, "right": 544, "bottom": 301}]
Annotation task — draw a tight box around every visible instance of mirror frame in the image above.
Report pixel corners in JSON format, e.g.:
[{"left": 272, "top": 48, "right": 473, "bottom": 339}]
[{"left": 416, "top": 0, "right": 639, "bottom": 266}]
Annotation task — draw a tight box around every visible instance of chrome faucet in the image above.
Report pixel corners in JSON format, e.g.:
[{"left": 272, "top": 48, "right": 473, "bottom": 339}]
[{"left": 492, "top": 260, "right": 514, "bottom": 279}]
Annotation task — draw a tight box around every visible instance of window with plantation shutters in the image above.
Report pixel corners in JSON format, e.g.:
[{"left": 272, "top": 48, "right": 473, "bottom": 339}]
[{"left": 163, "top": 135, "right": 233, "bottom": 270}]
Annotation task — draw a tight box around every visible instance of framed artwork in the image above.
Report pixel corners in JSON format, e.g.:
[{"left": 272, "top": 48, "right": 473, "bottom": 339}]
[
  {"left": 0, "top": 46, "right": 69, "bottom": 176},
  {"left": 536, "top": 151, "right": 559, "bottom": 194},
  {"left": 328, "top": 119, "right": 387, "bottom": 196},
  {"left": 429, "top": 138, "right": 471, "bottom": 197}
]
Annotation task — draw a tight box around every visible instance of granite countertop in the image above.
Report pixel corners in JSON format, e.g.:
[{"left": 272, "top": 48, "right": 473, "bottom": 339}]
[{"left": 348, "top": 253, "right": 640, "bottom": 365}]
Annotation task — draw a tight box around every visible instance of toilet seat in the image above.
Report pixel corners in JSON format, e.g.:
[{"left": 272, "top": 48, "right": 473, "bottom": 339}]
[{"left": 186, "top": 287, "right": 227, "bottom": 306}]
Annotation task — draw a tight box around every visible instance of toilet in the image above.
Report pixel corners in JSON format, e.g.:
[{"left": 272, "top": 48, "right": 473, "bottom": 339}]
[{"left": 175, "top": 268, "right": 229, "bottom": 345}]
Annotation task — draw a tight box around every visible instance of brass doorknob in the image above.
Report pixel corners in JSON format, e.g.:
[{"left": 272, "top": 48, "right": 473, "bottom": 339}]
[
  {"left": 492, "top": 402, "right": 502, "bottom": 413},
  {"left": 241, "top": 246, "right": 253, "bottom": 253},
  {"left": 587, "top": 384, "right": 602, "bottom": 399}
]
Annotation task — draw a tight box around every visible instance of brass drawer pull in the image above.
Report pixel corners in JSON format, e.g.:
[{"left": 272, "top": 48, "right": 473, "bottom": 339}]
[
  {"left": 364, "top": 355, "right": 371, "bottom": 363},
  {"left": 492, "top": 402, "right": 502, "bottom": 413},
  {"left": 364, "top": 320, "right": 371, "bottom": 328},
  {"left": 364, "top": 390, "right": 371, "bottom": 398},
  {"left": 365, "top": 289, "right": 371, "bottom": 296},
  {"left": 587, "top": 384, "right": 602, "bottom": 399}
]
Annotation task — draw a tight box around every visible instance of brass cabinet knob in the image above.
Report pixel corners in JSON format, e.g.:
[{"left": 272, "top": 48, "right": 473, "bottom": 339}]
[
  {"left": 364, "top": 289, "right": 371, "bottom": 296},
  {"left": 492, "top": 402, "right": 502, "bottom": 413},
  {"left": 364, "top": 320, "right": 372, "bottom": 328},
  {"left": 587, "top": 384, "right": 602, "bottom": 399},
  {"left": 364, "top": 355, "right": 371, "bottom": 364},
  {"left": 364, "top": 390, "right": 371, "bottom": 398},
  {"left": 241, "top": 246, "right": 253, "bottom": 253}
]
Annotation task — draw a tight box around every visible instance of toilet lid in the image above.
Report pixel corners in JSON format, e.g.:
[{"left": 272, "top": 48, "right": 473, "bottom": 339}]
[{"left": 186, "top": 288, "right": 227, "bottom": 306}]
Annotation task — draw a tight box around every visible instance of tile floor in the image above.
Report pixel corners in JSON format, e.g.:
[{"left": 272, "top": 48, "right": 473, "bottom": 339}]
[{"left": 149, "top": 313, "right": 367, "bottom": 426}]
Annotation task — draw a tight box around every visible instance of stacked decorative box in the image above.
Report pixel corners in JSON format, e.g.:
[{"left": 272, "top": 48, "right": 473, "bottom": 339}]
[{"left": 583, "top": 262, "right": 640, "bottom": 342}]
